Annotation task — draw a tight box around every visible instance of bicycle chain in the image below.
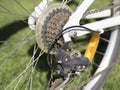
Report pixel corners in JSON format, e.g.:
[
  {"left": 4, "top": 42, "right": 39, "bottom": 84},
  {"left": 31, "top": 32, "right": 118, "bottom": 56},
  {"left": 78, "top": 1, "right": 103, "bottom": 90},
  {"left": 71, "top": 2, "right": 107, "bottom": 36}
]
[
  {"left": 36, "top": 3, "right": 120, "bottom": 54},
  {"left": 50, "top": 3, "right": 120, "bottom": 90},
  {"left": 35, "top": 2, "right": 120, "bottom": 89}
]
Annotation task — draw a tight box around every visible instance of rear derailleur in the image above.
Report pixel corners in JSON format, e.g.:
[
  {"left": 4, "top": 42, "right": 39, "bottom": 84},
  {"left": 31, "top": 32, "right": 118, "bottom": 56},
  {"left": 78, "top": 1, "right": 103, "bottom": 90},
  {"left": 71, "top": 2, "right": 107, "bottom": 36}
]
[{"left": 49, "top": 41, "right": 90, "bottom": 90}]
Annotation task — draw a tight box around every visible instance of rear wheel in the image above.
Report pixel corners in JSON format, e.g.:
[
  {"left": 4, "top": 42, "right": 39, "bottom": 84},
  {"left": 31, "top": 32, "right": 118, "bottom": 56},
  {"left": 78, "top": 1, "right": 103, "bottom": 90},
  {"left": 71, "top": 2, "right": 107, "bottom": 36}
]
[
  {"left": 35, "top": 0, "right": 120, "bottom": 90},
  {"left": 0, "top": 0, "right": 120, "bottom": 90}
]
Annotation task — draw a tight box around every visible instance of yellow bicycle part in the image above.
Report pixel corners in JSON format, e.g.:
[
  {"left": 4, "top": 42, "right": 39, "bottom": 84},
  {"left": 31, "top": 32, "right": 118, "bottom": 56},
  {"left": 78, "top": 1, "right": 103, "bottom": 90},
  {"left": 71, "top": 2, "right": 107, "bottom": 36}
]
[{"left": 84, "top": 32, "right": 100, "bottom": 62}]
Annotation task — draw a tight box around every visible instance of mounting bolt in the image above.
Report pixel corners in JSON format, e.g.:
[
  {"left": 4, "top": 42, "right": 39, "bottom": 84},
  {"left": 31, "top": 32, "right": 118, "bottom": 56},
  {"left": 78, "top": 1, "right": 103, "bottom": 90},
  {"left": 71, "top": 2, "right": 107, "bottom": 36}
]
[
  {"left": 82, "top": 66, "right": 86, "bottom": 69},
  {"left": 58, "top": 60, "right": 62, "bottom": 63},
  {"left": 65, "top": 58, "right": 68, "bottom": 61},
  {"left": 69, "top": 31, "right": 77, "bottom": 38}
]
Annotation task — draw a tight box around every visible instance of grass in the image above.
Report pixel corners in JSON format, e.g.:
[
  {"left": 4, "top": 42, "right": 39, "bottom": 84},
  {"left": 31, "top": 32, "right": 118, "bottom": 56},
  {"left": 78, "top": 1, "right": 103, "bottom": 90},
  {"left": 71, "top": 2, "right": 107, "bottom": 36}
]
[{"left": 0, "top": 0, "right": 120, "bottom": 90}]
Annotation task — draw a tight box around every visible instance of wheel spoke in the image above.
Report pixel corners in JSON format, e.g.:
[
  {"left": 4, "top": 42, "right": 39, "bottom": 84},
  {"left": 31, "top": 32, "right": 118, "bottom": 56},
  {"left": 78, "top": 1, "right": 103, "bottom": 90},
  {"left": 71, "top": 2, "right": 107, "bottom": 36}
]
[
  {"left": 0, "top": 30, "right": 32, "bottom": 61},
  {"left": 0, "top": 4, "right": 28, "bottom": 24}
]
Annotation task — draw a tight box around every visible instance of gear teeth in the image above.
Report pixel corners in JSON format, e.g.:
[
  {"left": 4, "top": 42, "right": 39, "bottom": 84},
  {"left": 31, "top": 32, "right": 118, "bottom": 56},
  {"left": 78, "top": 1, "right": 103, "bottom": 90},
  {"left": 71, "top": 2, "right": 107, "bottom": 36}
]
[{"left": 35, "top": 3, "right": 72, "bottom": 54}]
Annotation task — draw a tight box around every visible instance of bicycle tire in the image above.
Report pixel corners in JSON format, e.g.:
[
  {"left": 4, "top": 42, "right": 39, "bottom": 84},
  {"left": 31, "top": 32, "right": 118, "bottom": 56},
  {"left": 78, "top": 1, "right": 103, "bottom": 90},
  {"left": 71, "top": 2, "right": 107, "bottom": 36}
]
[
  {"left": 34, "top": 0, "right": 120, "bottom": 89},
  {"left": 0, "top": 0, "right": 120, "bottom": 90}
]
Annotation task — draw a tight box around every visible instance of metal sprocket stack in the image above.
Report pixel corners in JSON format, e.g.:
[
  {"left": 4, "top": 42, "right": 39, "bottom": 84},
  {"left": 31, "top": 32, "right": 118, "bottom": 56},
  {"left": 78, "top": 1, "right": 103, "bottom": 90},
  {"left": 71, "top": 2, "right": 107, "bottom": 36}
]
[{"left": 35, "top": 3, "right": 72, "bottom": 54}]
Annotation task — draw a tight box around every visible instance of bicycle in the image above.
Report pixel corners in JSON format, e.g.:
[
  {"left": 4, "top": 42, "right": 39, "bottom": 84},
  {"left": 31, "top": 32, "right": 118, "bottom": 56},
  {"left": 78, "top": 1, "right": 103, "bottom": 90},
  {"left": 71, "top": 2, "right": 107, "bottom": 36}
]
[{"left": 0, "top": 0, "right": 120, "bottom": 90}]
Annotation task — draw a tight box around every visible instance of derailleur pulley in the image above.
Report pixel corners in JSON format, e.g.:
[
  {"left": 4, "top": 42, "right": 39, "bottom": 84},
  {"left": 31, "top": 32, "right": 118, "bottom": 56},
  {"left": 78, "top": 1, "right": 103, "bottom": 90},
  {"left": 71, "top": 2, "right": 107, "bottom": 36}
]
[{"left": 55, "top": 41, "right": 90, "bottom": 78}]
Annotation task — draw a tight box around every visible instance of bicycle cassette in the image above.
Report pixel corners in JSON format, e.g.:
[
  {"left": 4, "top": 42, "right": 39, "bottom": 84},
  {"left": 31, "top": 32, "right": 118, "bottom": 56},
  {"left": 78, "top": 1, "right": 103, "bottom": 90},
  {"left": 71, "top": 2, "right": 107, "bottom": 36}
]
[{"left": 35, "top": 3, "right": 72, "bottom": 54}]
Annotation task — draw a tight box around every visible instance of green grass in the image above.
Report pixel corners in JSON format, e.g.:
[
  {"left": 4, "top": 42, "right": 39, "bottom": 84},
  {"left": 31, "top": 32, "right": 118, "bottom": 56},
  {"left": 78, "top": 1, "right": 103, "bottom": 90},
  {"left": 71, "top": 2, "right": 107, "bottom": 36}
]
[{"left": 0, "top": 0, "right": 120, "bottom": 90}]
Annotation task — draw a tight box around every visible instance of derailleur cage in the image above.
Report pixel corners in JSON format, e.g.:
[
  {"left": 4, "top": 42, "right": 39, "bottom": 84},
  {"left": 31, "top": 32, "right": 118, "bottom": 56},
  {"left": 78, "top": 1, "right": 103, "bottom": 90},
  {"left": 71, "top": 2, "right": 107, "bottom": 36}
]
[{"left": 55, "top": 41, "right": 90, "bottom": 78}]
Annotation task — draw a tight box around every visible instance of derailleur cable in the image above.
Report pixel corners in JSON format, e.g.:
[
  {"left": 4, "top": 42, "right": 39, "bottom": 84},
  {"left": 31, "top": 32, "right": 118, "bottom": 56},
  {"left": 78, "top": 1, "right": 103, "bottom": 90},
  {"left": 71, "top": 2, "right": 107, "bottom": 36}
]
[
  {"left": 47, "top": 25, "right": 96, "bottom": 72},
  {"left": 47, "top": 25, "right": 98, "bottom": 89}
]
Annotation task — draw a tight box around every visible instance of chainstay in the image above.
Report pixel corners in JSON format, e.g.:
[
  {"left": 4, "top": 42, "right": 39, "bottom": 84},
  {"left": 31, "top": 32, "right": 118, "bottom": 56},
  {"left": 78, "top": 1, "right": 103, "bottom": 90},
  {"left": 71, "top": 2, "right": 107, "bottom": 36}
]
[{"left": 83, "top": 3, "right": 120, "bottom": 17}]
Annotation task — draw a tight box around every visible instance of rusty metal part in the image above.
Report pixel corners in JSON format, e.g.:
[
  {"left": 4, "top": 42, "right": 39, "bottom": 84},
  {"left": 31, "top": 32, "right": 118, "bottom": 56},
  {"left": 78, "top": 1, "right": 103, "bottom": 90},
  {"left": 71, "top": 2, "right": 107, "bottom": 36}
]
[
  {"left": 48, "top": 3, "right": 120, "bottom": 90},
  {"left": 35, "top": 2, "right": 120, "bottom": 54},
  {"left": 50, "top": 73, "right": 72, "bottom": 90},
  {"left": 35, "top": 3, "right": 72, "bottom": 54},
  {"left": 83, "top": 3, "right": 120, "bottom": 17},
  {"left": 35, "top": 2, "right": 120, "bottom": 90},
  {"left": 49, "top": 78, "right": 63, "bottom": 90}
]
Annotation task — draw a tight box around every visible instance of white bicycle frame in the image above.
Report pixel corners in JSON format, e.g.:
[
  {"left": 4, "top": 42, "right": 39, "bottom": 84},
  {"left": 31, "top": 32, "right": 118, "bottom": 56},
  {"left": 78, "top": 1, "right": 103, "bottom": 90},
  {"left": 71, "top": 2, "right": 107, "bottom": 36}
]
[
  {"left": 62, "top": 0, "right": 120, "bottom": 42},
  {"left": 28, "top": 0, "right": 120, "bottom": 89},
  {"left": 29, "top": 0, "right": 120, "bottom": 41}
]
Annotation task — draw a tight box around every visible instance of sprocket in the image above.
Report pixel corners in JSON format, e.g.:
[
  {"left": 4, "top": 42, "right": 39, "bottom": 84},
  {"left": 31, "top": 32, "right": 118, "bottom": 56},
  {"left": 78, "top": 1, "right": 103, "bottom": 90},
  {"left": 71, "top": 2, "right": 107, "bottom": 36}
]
[{"left": 35, "top": 3, "right": 72, "bottom": 54}]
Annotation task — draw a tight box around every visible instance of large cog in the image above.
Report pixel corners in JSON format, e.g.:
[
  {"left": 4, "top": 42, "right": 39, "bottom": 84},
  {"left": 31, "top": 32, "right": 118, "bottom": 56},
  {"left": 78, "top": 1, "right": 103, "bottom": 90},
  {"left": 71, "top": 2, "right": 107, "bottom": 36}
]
[{"left": 35, "top": 3, "right": 72, "bottom": 54}]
